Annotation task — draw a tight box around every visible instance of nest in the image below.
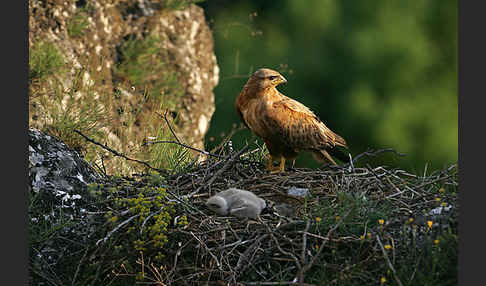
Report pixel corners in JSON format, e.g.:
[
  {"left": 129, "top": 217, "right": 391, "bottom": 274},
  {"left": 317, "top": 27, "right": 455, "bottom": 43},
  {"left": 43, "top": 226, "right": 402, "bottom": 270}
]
[{"left": 97, "top": 144, "right": 458, "bottom": 285}]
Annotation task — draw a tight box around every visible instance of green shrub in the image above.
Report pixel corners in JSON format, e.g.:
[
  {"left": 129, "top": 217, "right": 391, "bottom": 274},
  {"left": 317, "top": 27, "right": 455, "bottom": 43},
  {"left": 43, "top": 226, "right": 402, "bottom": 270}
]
[{"left": 29, "top": 41, "right": 65, "bottom": 82}]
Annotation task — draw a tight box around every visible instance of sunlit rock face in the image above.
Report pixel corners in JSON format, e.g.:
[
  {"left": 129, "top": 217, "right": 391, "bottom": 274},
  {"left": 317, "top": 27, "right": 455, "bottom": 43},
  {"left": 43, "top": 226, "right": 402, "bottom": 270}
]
[{"left": 29, "top": 1, "right": 219, "bottom": 172}]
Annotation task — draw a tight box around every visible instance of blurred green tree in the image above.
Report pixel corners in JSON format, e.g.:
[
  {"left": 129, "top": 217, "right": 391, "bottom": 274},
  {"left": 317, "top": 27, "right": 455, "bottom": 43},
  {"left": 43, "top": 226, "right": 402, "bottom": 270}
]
[{"left": 200, "top": 0, "right": 457, "bottom": 173}]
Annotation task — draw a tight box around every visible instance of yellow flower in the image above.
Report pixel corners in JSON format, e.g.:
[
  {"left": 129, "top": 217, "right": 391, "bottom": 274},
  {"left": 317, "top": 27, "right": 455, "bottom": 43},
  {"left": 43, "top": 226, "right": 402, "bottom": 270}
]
[
  {"left": 441, "top": 202, "right": 447, "bottom": 207},
  {"left": 434, "top": 239, "right": 440, "bottom": 245},
  {"left": 435, "top": 197, "right": 441, "bottom": 202},
  {"left": 335, "top": 215, "right": 341, "bottom": 221},
  {"left": 439, "top": 187, "right": 445, "bottom": 193},
  {"left": 384, "top": 244, "right": 391, "bottom": 250},
  {"left": 315, "top": 217, "right": 322, "bottom": 223},
  {"left": 381, "top": 276, "right": 387, "bottom": 284},
  {"left": 315, "top": 244, "right": 319, "bottom": 250},
  {"left": 427, "top": 220, "right": 433, "bottom": 228},
  {"left": 378, "top": 219, "right": 384, "bottom": 225},
  {"left": 360, "top": 235, "right": 365, "bottom": 240},
  {"left": 409, "top": 218, "right": 414, "bottom": 223}
]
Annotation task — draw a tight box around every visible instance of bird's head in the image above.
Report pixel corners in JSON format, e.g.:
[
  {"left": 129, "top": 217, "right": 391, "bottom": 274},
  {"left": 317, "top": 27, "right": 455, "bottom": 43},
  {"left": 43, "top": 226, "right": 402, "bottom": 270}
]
[
  {"left": 248, "top": 68, "right": 287, "bottom": 90},
  {"left": 206, "top": 195, "right": 229, "bottom": 215}
]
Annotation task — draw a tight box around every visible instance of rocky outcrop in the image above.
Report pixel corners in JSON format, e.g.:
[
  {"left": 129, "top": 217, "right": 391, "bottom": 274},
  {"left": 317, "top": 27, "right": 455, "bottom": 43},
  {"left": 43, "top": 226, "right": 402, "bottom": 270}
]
[
  {"left": 29, "top": 128, "right": 102, "bottom": 194},
  {"left": 28, "top": 128, "right": 103, "bottom": 284},
  {"left": 152, "top": 5, "right": 219, "bottom": 149},
  {"left": 29, "top": 0, "right": 219, "bottom": 174}
]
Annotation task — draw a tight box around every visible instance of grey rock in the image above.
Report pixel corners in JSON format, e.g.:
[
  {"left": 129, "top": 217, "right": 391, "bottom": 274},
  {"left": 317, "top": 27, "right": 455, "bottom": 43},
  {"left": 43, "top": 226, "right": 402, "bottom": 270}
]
[{"left": 287, "top": 186, "right": 310, "bottom": 197}]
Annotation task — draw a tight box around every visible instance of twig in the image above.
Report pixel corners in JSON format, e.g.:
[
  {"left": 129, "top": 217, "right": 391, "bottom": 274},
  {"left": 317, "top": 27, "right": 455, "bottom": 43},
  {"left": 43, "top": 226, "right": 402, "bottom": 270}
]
[
  {"left": 165, "top": 189, "right": 207, "bottom": 216},
  {"left": 96, "top": 214, "right": 140, "bottom": 246},
  {"left": 143, "top": 140, "right": 223, "bottom": 159},
  {"left": 187, "top": 144, "right": 249, "bottom": 197},
  {"left": 150, "top": 110, "right": 227, "bottom": 160},
  {"left": 140, "top": 208, "right": 164, "bottom": 235},
  {"left": 242, "top": 282, "right": 316, "bottom": 286},
  {"left": 71, "top": 246, "right": 90, "bottom": 286},
  {"left": 301, "top": 220, "right": 311, "bottom": 265},
  {"left": 210, "top": 124, "right": 246, "bottom": 154},
  {"left": 409, "top": 255, "right": 422, "bottom": 283},
  {"left": 376, "top": 234, "right": 403, "bottom": 286},
  {"left": 413, "top": 174, "right": 454, "bottom": 192},
  {"left": 266, "top": 224, "right": 303, "bottom": 277},
  {"left": 205, "top": 144, "right": 249, "bottom": 187},
  {"left": 157, "top": 110, "right": 182, "bottom": 144},
  {"left": 299, "top": 208, "right": 353, "bottom": 279},
  {"left": 234, "top": 234, "right": 269, "bottom": 278},
  {"left": 366, "top": 164, "right": 386, "bottom": 192},
  {"left": 189, "top": 231, "right": 222, "bottom": 270},
  {"left": 74, "top": 130, "right": 166, "bottom": 174},
  {"left": 352, "top": 148, "right": 406, "bottom": 164}
]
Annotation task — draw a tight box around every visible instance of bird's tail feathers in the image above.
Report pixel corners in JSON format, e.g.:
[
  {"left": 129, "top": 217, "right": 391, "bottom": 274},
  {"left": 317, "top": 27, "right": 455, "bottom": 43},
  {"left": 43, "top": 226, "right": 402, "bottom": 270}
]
[
  {"left": 312, "top": 146, "right": 351, "bottom": 166},
  {"left": 328, "top": 145, "right": 351, "bottom": 164},
  {"left": 333, "top": 133, "right": 347, "bottom": 148},
  {"left": 312, "top": 150, "right": 337, "bottom": 165}
]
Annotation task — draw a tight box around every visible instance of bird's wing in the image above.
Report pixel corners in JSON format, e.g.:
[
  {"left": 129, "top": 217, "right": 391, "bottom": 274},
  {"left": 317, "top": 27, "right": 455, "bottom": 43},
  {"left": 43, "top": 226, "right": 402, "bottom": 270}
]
[
  {"left": 235, "top": 91, "right": 251, "bottom": 129},
  {"left": 235, "top": 103, "right": 249, "bottom": 129},
  {"left": 229, "top": 197, "right": 261, "bottom": 219},
  {"left": 228, "top": 196, "right": 250, "bottom": 215},
  {"left": 266, "top": 96, "right": 347, "bottom": 150},
  {"left": 228, "top": 194, "right": 249, "bottom": 208}
]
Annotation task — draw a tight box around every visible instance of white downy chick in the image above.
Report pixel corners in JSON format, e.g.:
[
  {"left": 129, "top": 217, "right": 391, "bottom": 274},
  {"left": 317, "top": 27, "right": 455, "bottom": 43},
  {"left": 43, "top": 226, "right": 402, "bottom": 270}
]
[{"left": 206, "top": 188, "right": 266, "bottom": 219}]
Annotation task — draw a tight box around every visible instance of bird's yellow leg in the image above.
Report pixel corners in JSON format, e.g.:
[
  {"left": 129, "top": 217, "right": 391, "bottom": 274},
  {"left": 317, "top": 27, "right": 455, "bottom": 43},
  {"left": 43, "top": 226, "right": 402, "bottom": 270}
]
[
  {"left": 270, "top": 156, "right": 285, "bottom": 174},
  {"left": 279, "top": 157, "right": 286, "bottom": 173},
  {"left": 266, "top": 154, "right": 275, "bottom": 171},
  {"left": 266, "top": 154, "right": 281, "bottom": 173}
]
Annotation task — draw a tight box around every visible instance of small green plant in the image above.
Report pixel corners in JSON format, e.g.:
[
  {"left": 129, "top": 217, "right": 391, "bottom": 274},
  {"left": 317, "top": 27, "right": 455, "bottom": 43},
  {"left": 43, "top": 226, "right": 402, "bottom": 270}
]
[
  {"left": 312, "top": 191, "right": 374, "bottom": 236},
  {"left": 104, "top": 184, "right": 177, "bottom": 264},
  {"left": 30, "top": 67, "right": 107, "bottom": 154},
  {"left": 115, "top": 35, "right": 184, "bottom": 106},
  {"left": 147, "top": 120, "right": 193, "bottom": 173},
  {"left": 67, "top": 9, "right": 89, "bottom": 37},
  {"left": 29, "top": 41, "right": 65, "bottom": 82}
]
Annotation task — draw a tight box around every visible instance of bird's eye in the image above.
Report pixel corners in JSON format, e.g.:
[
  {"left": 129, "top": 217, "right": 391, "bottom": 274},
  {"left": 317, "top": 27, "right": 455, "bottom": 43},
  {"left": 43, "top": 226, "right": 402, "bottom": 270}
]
[{"left": 269, "top": 76, "right": 278, "bottom": 80}]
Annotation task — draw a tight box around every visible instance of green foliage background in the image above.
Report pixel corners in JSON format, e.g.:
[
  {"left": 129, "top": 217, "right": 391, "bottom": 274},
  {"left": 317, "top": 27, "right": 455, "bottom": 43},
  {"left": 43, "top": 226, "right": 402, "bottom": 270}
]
[{"left": 200, "top": 0, "right": 457, "bottom": 173}]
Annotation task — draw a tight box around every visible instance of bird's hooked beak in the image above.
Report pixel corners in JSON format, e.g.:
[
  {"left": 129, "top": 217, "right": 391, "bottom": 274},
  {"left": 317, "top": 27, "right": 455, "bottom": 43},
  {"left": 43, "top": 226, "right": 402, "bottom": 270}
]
[{"left": 275, "top": 75, "right": 287, "bottom": 85}]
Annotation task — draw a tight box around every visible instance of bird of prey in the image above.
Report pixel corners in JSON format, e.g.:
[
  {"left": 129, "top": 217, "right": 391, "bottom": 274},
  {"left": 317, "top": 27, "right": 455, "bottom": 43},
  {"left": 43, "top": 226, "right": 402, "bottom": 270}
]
[
  {"left": 235, "top": 68, "right": 349, "bottom": 173},
  {"left": 206, "top": 188, "right": 267, "bottom": 219}
]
